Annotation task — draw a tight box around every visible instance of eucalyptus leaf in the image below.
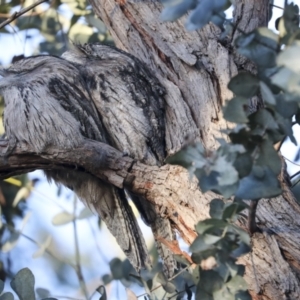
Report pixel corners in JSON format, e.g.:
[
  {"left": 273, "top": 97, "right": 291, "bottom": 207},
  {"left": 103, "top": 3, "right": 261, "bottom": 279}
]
[
  {"left": 223, "top": 97, "right": 249, "bottom": 123},
  {"left": 0, "top": 293, "right": 14, "bottom": 300},
  {"left": 209, "top": 199, "right": 224, "bottom": 219},
  {"left": 190, "top": 236, "right": 212, "bottom": 253},
  {"left": 203, "top": 234, "right": 222, "bottom": 245},
  {"left": 235, "top": 166, "right": 281, "bottom": 199},
  {"left": 52, "top": 211, "right": 75, "bottom": 225},
  {"left": 275, "top": 94, "right": 298, "bottom": 118},
  {"left": 228, "top": 73, "right": 259, "bottom": 98},
  {"left": 256, "top": 139, "right": 281, "bottom": 174},
  {"left": 166, "top": 142, "right": 205, "bottom": 171},
  {"left": 102, "top": 274, "right": 113, "bottom": 285},
  {"left": 260, "top": 81, "right": 276, "bottom": 105},
  {"left": 236, "top": 28, "right": 278, "bottom": 68},
  {"left": 186, "top": 0, "right": 214, "bottom": 31},
  {"left": 36, "top": 287, "right": 50, "bottom": 298},
  {"left": 10, "top": 268, "right": 36, "bottom": 300},
  {"left": 195, "top": 219, "right": 227, "bottom": 235},
  {"left": 226, "top": 275, "right": 248, "bottom": 292},
  {"left": 109, "top": 258, "right": 123, "bottom": 280},
  {"left": 233, "top": 152, "right": 252, "bottom": 178},
  {"left": 160, "top": 0, "right": 195, "bottom": 22},
  {"left": 222, "top": 203, "right": 247, "bottom": 221},
  {"left": 199, "top": 270, "right": 224, "bottom": 293}
]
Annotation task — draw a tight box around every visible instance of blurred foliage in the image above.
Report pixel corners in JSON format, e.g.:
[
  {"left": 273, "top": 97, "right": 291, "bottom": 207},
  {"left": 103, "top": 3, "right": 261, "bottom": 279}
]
[
  {"left": 0, "top": 0, "right": 113, "bottom": 58},
  {"left": 165, "top": 2, "right": 300, "bottom": 299}
]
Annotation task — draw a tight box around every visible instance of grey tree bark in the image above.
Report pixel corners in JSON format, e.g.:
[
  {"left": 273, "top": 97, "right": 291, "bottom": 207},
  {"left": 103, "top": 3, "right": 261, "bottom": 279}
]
[
  {"left": 84, "top": 0, "right": 300, "bottom": 299},
  {"left": 0, "top": 0, "right": 299, "bottom": 299}
]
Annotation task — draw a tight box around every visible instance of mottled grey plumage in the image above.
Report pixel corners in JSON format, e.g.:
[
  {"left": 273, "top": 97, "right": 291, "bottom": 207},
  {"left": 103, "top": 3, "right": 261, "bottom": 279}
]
[
  {"left": 62, "top": 44, "right": 177, "bottom": 276},
  {"left": 62, "top": 44, "right": 166, "bottom": 165},
  {"left": 0, "top": 55, "right": 150, "bottom": 272}
]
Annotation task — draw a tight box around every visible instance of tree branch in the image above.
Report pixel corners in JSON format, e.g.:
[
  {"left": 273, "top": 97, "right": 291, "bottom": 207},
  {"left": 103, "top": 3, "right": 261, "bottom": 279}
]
[
  {"left": 0, "top": 139, "right": 213, "bottom": 244},
  {"left": 0, "top": 0, "right": 49, "bottom": 29}
]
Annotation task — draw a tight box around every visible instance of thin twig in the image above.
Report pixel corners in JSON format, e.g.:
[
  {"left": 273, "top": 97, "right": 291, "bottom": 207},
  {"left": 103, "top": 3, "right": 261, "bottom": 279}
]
[
  {"left": 0, "top": 0, "right": 49, "bottom": 29},
  {"left": 3, "top": 223, "right": 75, "bottom": 267},
  {"left": 291, "top": 170, "right": 300, "bottom": 180},
  {"left": 283, "top": 155, "right": 300, "bottom": 167},
  {"left": 87, "top": 218, "right": 109, "bottom": 264},
  {"left": 136, "top": 266, "right": 191, "bottom": 298},
  {"left": 73, "top": 195, "right": 89, "bottom": 300}
]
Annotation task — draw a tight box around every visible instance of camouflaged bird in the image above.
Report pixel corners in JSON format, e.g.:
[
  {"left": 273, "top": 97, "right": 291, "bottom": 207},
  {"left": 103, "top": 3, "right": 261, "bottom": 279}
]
[{"left": 0, "top": 44, "right": 177, "bottom": 276}]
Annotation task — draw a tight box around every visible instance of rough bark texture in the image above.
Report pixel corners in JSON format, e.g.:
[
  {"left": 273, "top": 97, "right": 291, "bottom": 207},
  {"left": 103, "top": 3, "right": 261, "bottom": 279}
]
[
  {"left": 0, "top": 140, "right": 212, "bottom": 245},
  {"left": 81, "top": 0, "right": 300, "bottom": 299},
  {"left": 0, "top": 0, "right": 299, "bottom": 299}
]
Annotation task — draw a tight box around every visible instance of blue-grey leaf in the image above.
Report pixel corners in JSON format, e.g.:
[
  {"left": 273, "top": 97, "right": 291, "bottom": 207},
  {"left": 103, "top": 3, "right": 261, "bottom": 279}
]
[
  {"left": 10, "top": 268, "right": 36, "bottom": 300},
  {"left": 161, "top": 0, "right": 195, "bottom": 22}
]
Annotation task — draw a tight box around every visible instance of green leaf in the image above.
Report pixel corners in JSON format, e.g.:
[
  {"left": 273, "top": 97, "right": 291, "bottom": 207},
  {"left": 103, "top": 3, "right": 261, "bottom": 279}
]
[
  {"left": 109, "top": 258, "right": 123, "bottom": 280},
  {"left": 195, "top": 219, "right": 228, "bottom": 235},
  {"left": 209, "top": 199, "right": 224, "bottom": 219},
  {"left": 228, "top": 73, "right": 259, "bottom": 98},
  {"left": 223, "top": 97, "right": 249, "bottom": 123},
  {"left": 272, "top": 67, "right": 300, "bottom": 95},
  {"left": 199, "top": 270, "right": 224, "bottom": 293},
  {"left": 226, "top": 275, "right": 248, "bottom": 292},
  {"left": 195, "top": 288, "right": 213, "bottom": 300},
  {"left": 260, "top": 81, "right": 276, "bottom": 105},
  {"left": 77, "top": 207, "right": 93, "bottom": 219},
  {"left": 160, "top": 0, "right": 194, "bottom": 22},
  {"left": 0, "top": 293, "right": 14, "bottom": 300},
  {"left": 256, "top": 139, "right": 281, "bottom": 175},
  {"left": 277, "top": 42, "right": 300, "bottom": 73},
  {"left": 190, "top": 236, "right": 212, "bottom": 253},
  {"left": 195, "top": 156, "right": 239, "bottom": 198},
  {"left": 203, "top": 234, "right": 222, "bottom": 245},
  {"left": 166, "top": 143, "right": 206, "bottom": 171},
  {"left": 162, "top": 281, "right": 177, "bottom": 293},
  {"left": 186, "top": 0, "right": 229, "bottom": 30},
  {"left": 235, "top": 290, "right": 252, "bottom": 300},
  {"left": 275, "top": 94, "right": 298, "bottom": 118},
  {"left": 222, "top": 203, "right": 247, "bottom": 220},
  {"left": 233, "top": 152, "right": 253, "bottom": 178},
  {"left": 10, "top": 268, "right": 36, "bottom": 300},
  {"left": 52, "top": 211, "right": 75, "bottom": 225},
  {"left": 249, "top": 109, "right": 278, "bottom": 132},
  {"left": 36, "top": 287, "right": 50, "bottom": 298},
  {"left": 231, "top": 242, "right": 251, "bottom": 258},
  {"left": 102, "top": 274, "right": 113, "bottom": 285},
  {"left": 236, "top": 28, "right": 278, "bottom": 68},
  {"left": 235, "top": 166, "right": 281, "bottom": 200},
  {"left": 229, "top": 225, "right": 250, "bottom": 245}
]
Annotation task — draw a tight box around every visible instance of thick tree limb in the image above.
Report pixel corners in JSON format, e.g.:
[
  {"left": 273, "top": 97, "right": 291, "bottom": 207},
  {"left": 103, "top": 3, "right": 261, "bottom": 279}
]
[{"left": 0, "top": 139, "right": 213, "bottom": 244}]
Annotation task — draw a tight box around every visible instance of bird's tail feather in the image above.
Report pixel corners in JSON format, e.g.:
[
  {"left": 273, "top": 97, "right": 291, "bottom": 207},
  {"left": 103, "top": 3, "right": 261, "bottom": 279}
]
[
  {"left": 45, "top": 170, "right": 151, "bottom": 272},
  {"left": 129, "top": 193, "right": 177, "bottom": 277}
]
